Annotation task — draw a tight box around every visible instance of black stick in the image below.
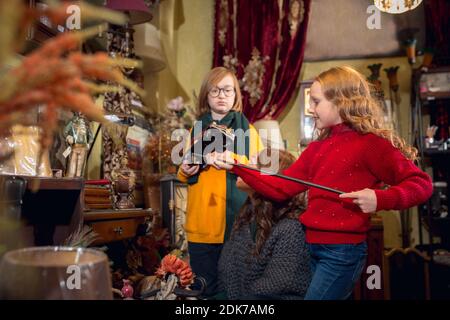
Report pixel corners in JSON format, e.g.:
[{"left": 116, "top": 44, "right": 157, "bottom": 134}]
[
  {"left": 87, "top": 124, "right": 102, "bottom": 162},
  {"left": 233, "top": 163, "right": 345, "bottom": 195},
  {"left": 186, "top": 152, "right": 345, "bottom": 194}
]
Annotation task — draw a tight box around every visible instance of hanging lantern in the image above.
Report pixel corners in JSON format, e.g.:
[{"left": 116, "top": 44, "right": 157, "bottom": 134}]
[{"left": 374, "top": 0, "right": 423, "bottom": 14}]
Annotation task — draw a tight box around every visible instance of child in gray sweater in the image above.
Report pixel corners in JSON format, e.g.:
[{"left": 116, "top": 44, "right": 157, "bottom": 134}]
[{"left": 218, "top": 149, "right": 311, "bottom": 300}]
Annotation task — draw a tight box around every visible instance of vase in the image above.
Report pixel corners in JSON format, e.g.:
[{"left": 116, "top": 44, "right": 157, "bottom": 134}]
[
  {"left": 0, "top": 246, "right": 113, "bottom": 299},
  {"left": 113, "top": 177, "right": 135, "bottom": 209}
]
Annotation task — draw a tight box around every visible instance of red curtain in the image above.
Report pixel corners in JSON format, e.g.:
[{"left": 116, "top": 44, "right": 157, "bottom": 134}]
[
  {"left": 213, "top": 0, "right": 311, "bottom": 123},
  {"left": 424, "top": 0, "right": 450, "bottom": 65}
]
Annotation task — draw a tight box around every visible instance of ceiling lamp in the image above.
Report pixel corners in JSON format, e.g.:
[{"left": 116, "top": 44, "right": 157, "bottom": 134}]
[
  {"left": 374, "top": 0, "right": 423, "bottom": 14},
  {"left": 105, "top": 0, "right": 153, "bottom": 25}
]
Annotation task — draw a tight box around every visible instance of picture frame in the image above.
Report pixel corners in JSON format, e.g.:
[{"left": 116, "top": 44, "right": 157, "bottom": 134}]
[
  {"left": 299, "top": 80, "right": 315, "bottom": 147},
  {"left": 419, "top": 67, "right": 450, "bottom": 100}
]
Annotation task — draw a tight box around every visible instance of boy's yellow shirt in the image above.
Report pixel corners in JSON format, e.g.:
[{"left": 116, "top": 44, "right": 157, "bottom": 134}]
[{"left": 177, "top": 125, "right": 264, "bottom": 243}]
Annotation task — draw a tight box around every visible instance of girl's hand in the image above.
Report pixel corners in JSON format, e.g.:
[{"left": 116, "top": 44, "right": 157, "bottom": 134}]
[
  {"left": 339, "top": 188, "right": 377, "bottom": 213},
  {"left": 180, "top": 162, "right": 200, "bottom": 177}
]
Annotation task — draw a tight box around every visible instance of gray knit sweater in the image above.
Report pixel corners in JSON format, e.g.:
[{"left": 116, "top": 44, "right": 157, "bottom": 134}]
[{"left": 218, "top": 218, "right": 311, "bottom": 300}]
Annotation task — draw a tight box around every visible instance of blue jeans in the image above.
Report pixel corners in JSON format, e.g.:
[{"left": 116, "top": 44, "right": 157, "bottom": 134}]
[
  {"left": 304, "top": 242, "right": 368, "bottom": 300},
  {"left": 188, "top": 242, "right": 223, "bottom": 298}
]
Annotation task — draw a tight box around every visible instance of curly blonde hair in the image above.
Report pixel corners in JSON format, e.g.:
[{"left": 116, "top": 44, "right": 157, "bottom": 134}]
[{"left": 314, "top": 66, "right": 417, "bottom": 161}]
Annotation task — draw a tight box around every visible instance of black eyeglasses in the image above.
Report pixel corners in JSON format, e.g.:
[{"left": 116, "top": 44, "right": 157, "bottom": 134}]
[{"left": 208, "top": 86, "right": 236, "bottom": 98}]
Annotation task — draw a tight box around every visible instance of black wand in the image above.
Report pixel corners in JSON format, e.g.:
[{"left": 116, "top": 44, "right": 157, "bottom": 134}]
[{"left": 233, "top": 163, "right": 345, "bottom": 195}]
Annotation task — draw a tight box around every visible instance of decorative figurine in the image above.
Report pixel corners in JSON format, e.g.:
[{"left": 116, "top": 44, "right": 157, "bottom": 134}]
[
  {"left": 63, "top": 112, "right": 93, "bottom": 178},
  {"left": 425, "top": 125, "right": 438, "bottom": 149},
  {"left": 111, "top": 157, "right": 136, "bottom": 209},
  {"left": 121, "top": 279, "right": 134, "bottom": 299}
]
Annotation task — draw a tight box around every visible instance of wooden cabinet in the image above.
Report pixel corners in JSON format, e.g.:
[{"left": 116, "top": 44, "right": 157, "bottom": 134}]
[
  {"left": 0, "top": 175, "right": 83, "bottom": 247},
  {"left": 0, "top": 175, "right": 152, "bottom": 247},
  {"left": 84, "top": 209, "right": 152, "bottom": 245}
]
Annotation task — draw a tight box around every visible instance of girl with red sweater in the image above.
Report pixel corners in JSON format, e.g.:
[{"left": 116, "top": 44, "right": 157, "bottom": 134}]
[{"left": 213, "top": 66, "right": 433, "bottom": 300}]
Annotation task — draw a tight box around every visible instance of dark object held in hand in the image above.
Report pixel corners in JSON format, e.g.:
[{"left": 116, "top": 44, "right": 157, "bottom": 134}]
[{"left": 183, "top": 122, "right": 235, "bottom": 169}]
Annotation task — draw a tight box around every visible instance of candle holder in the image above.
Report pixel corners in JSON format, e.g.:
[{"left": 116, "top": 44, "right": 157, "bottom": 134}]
[
  {"left": 405, "top": 38, "right": 417, "bottom": 65},
  {"left": 367, "top": 63, "right": 385, "bottom": 101},
  {"left": 384, "top": 66, "right": 401, "bottom": 105}
]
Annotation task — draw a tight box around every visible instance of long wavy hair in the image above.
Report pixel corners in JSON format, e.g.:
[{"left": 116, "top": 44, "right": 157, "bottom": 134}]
[
  {"left": 232, "top": 149, "right": 306, "bottom": 256},
  {"left": 197, "top": 67, "right": 243, "bottom": 116},
  {"left": 314, "top": 66, "right": 417, "bottom": 160}
]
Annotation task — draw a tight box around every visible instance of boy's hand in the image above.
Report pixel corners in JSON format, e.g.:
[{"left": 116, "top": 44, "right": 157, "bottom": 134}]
[
  {"left": 209, "top": 151, "right": 234, "bottom": 170},
  {"left": 339, "top": 188, "right": 377, "bottom": 213},
  {"left": 180, "top": 161, "right": 200, "bottom": 177}
]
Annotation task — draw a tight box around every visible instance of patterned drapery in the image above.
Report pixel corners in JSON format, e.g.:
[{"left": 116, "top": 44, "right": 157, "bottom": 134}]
[
  {"left": 424, "top": 0, "right": 450, "bottom": 65},
  {"left": 213, "top": 0, "right": 311, "bottom": 122}
]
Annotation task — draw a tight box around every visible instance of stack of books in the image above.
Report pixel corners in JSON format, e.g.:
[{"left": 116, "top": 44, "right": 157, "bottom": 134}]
[{"left": 84, "top": 179, "right": 113, "bottom": 210}]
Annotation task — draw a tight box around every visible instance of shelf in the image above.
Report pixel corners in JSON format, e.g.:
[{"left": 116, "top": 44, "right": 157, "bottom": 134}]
[
  {"left": 0, "top": 175, "right": 83, "bottom": 190},
  {"left": 420, "top": 216, "right": 450, "bottom": 235},
  {"left": 417, "top": 66, "right": 450, "bottom": 101},
  {"left": 413, "top": 65, "right": 450, "bottom": 251},
  {"left": 424, "top": 149, "right": 450, "bottom": 156},
  {"left": 421, "top": 215, "right": 450, "bottom": 222},
  {"left": 420, "top": 91, "right": 450, "bottom": 101},
  {"left": 84, "top": 208, "right": 152, "bottom": 222}
]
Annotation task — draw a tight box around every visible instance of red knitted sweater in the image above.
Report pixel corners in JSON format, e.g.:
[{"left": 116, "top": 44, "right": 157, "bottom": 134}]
[{"left": 232, "top": 123, "right": 433, "bottom": 244}]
